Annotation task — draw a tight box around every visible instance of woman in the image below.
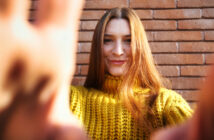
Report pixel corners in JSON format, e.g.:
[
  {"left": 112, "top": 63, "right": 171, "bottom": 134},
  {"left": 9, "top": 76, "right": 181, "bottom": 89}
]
[{"left": 70, "top": 7, "right": 192, "bottom": 139}]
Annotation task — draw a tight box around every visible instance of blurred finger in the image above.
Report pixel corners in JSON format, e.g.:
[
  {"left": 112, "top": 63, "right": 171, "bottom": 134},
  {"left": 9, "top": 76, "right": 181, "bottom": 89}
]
[
  {"left": 3, "top": 59, "right": 25, "bottom": 89},
  {"left": 35, "top": 0, "right": 84, "bottom": 30},
  {"left": 0, "top": 90, "right": 57, "bottom": 140},
  {"left": 0, "top": 0, "right": 30, "bottom": 20},
  {"left": 151, "top": 122, "right": 189, "bottom": 140},
  {"left": 47, "top": 125, "right": 87, "bottom": 140}
]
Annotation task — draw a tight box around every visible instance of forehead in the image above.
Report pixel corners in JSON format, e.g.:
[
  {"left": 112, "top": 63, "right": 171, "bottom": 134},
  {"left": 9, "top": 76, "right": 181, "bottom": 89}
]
[{"left": 105, "top": 18, "right": 130, "bottom": 35}]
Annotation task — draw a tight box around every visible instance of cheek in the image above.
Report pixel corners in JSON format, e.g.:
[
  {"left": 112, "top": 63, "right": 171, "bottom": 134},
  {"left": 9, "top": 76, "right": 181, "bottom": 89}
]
[
  {"left": 103, "top": 45, "right": 113, "bottom": 57},
  {"left": 103, "top": 47, "right": 108, "bottom": 57},
  {"left": 103, "top": 45, "right": 110, "bottom": 70},
  {"left": 125, "top": 47, "right": 131, "bottom": 58},
  {"left": 125, "top": 47, "right": 132, "bottom": 69}
]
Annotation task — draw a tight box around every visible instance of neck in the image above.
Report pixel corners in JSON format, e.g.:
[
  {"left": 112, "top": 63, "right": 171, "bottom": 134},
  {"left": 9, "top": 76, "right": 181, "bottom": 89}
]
[
  {"left": 102, "top": 74, "right": 123, "bottom": 94},
  {"left": 101, "top": 74, "right": 141, "bottom": 94}
]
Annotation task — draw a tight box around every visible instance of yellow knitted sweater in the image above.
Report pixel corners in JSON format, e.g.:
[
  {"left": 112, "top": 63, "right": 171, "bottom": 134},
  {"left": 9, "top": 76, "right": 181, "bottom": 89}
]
[{"left": 70, "top": 75, "right": 193, "bottom": 139}]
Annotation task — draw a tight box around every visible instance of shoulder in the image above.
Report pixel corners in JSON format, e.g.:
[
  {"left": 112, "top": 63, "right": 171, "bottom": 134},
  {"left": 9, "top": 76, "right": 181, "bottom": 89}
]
[
  {"left": 69, "top": 86, "right": 89, "bottom": 110},
  {"left": 69, "top": 85, "right": 90, "bottom": 99},
  {"left": 135, "top": 87, "right": 182, "bottom": 107},
  {"left": 152, "top": 88, "right": 182, "bottom": 109},
  {"left": 157, "top": 88, "right": 190, "bottom": 107},
  {"left": 70, "top": 85, "right": 88, "bottom": 93},
  {"left": 157, "top": 88, "right": 193, "bottom": 125},
  {"left": 156, "top": 88, "right": 192, "bottom": 112},
  {"left": 159, "top": 88, "right": 181, "bottom": 98},
  {"left": 157, "top": 88, "right": 183, "bottom": 103},
  {"left": 70, "top": 85, "right": 104, "bottom": 98},
  {"left": 70, "top": 85, "right": 103, "bottom": 94}
]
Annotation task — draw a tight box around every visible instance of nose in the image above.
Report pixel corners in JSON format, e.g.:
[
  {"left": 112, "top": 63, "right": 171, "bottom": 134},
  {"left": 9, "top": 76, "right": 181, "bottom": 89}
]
[{"left": 112, "top": 40, "right": 124, "bottom": 56}]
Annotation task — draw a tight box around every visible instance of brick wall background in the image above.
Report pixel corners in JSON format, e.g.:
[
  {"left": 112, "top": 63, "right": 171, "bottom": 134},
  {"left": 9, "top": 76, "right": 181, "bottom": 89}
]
[{"left": 30, "top": 0, "right": 214, "bottom": 108}]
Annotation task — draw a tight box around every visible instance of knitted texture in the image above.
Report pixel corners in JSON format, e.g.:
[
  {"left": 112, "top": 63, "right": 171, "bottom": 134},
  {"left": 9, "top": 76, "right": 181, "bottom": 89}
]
[{"left": 70, "top": 75, "right": 193, "bottom": 140}]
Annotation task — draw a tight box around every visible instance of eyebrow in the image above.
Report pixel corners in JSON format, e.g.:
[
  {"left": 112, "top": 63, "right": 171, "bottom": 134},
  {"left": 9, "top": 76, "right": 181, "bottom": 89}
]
[{"left": 104, "top": 34, "right": 131, "bottom": 37}]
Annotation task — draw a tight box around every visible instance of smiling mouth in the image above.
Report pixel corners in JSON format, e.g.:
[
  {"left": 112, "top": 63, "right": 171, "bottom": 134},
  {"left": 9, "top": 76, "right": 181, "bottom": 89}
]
[{"left": 109, "top": 60, "right": 126, "bottom": 65}]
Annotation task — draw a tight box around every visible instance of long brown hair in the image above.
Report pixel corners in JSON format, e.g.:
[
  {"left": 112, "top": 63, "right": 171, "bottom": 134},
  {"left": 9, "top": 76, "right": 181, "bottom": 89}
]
[{"left": 84, "top": 7, "right": 165, "bottom": 129}]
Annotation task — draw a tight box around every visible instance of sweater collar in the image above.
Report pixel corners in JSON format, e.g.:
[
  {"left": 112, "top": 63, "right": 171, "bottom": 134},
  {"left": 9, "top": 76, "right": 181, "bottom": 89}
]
[{"left": 101, "top": 74, "right": 141, "bottom": 94}]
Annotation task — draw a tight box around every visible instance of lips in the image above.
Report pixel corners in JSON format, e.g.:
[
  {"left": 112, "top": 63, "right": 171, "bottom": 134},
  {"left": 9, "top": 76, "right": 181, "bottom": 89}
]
[{"left": 109, "top": 60, "right": 126, "bottom": 65}]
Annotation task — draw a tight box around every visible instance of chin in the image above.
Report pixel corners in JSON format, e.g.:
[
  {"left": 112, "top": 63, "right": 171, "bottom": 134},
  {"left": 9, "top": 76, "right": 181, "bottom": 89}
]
[{"left": 109, "top": 70, "right": 124, "bottom": 77}]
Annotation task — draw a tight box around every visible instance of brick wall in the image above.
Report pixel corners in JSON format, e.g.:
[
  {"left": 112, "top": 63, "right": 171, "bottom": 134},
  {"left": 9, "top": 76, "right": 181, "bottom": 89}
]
[{"left": 30, "top": 0, "right": 214, "bottom": 107}]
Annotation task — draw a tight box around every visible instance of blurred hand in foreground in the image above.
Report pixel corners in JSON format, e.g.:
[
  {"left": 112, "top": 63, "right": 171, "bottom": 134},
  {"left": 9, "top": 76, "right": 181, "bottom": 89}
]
[{"left": 0, "top": 0, "right": 87, "bottom": 139}]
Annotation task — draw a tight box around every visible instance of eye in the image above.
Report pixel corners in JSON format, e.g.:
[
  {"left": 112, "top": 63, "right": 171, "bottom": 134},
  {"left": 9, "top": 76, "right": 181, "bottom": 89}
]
[
  {"left": 124, "top": 38, "right": 131, "bottom": 44},
  {"left": 104, "top": 38, "right": 113, "bottom": 43},
  {"left": 125, "top": 39, "right": 131, "bottom": 43}
]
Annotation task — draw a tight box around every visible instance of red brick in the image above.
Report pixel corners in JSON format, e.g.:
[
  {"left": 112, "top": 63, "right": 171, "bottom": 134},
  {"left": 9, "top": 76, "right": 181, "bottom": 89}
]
[
  {"left": 178, "top": 0, "right": 214, "bottom": 7},
  {"left": 154, "top": 31, "right": 203, "bottom": 41},
  {"left": 176, "top": 90, "right": 199, "bottom": 101},
  {"left": 72, "top": 76, "right": 86, "bottom": 86},
  {"left": 146, "top": 32, "right": 154, "bottom": 41},
  {"left": 178, "top": 19, "right": 214, "bottom": 30},
  {"left": 78, "top": 22, "right": 81, "bottom": 31},
  {"left": 78, "top": 31, "right": 94, "bottom": 42},
  {"left": 177, "top": 0, "right": 202, "bottom": 7},
  {"left": 203, "top": 0, "right": 214, "bottom": 7},
  {"left": 154, "top": 9, "right": 201, "bottom": 19},
  {"left": 78, "top": 43, "right": 91, "bottom": 53},
  {"left": 205, "top": 31, "right": 214, "bottom": 40},
  {"left": 76, "top": 53, "right": 90, "bottom": 64},
  {"left": 156, "top": 66, "right": 179, "bottom": 77},
  {"left": 179, "top": 42, "right": 214, "bottom": 53},
  {"left": 130, "top": 0, "right": 175, "bottom": 8},
  {"left": 142, "top": 20, "right": 176, "bottom": 30},
  {"left": 203, "top": 8, "right": 214, "bottom": 18},
  {"left": 181, "top": 66, "right": 209, "bottom": 76},
  {"left": 74, "top": 65, "right": 80, "bottom": 76},
  {"left": 80, "top": 65, "right": 89, "bottom": 75},
  {"left": 169, "top": 77, "right": 204, "bottom": 90},
  {"left": 153, "top": 54, "right": 204, "bottom": 65},
  {"left": 81, "top": 10, "right": 106, "bottom": 20},
  {"left": 81, "top": 21, "right": 98, "bottom": 30},
  {"left": 84, "top": 0, "right": 128, "bottom": 9},
  {"left": 205, "top": 54, "right": 214, "bottom": 64},
  {"left": 135, "top": 10, "right": 153, "bottom": 19},
  {"left": 188, "top": 102, "right": 197, "bottom": 110},
  {"left": 150, "top": 42, "right": 177, "bottom": 53}
]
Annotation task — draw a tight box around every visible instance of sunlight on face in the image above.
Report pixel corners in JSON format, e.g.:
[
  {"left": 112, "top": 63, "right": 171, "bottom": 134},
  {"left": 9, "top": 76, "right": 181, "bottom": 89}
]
[{"left": 103, "top": 18, "right": 131, "bottom": 76}]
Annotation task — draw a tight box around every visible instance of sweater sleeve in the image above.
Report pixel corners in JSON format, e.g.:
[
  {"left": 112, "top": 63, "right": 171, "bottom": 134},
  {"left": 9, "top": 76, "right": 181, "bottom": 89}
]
[{"left": 162, "top": 89, "right": 193, "bottom": 126}]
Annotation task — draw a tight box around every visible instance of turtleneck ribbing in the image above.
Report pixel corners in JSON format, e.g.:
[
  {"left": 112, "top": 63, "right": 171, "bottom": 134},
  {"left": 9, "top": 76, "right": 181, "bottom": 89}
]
[
  {"left": 101, "top": 75, "right": 123, "bottom": 94},
  {"left": 70, "top": 75, "right": 193, "bottom": 140},
  {"left": 101, "top": 74, "right": 142, "bottom": 94}
]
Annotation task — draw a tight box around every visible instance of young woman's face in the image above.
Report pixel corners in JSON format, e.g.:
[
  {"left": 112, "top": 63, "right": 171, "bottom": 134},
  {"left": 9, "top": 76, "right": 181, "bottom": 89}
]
[{"left": 103, "top": 18, "right": 131, "bottom": 76}]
